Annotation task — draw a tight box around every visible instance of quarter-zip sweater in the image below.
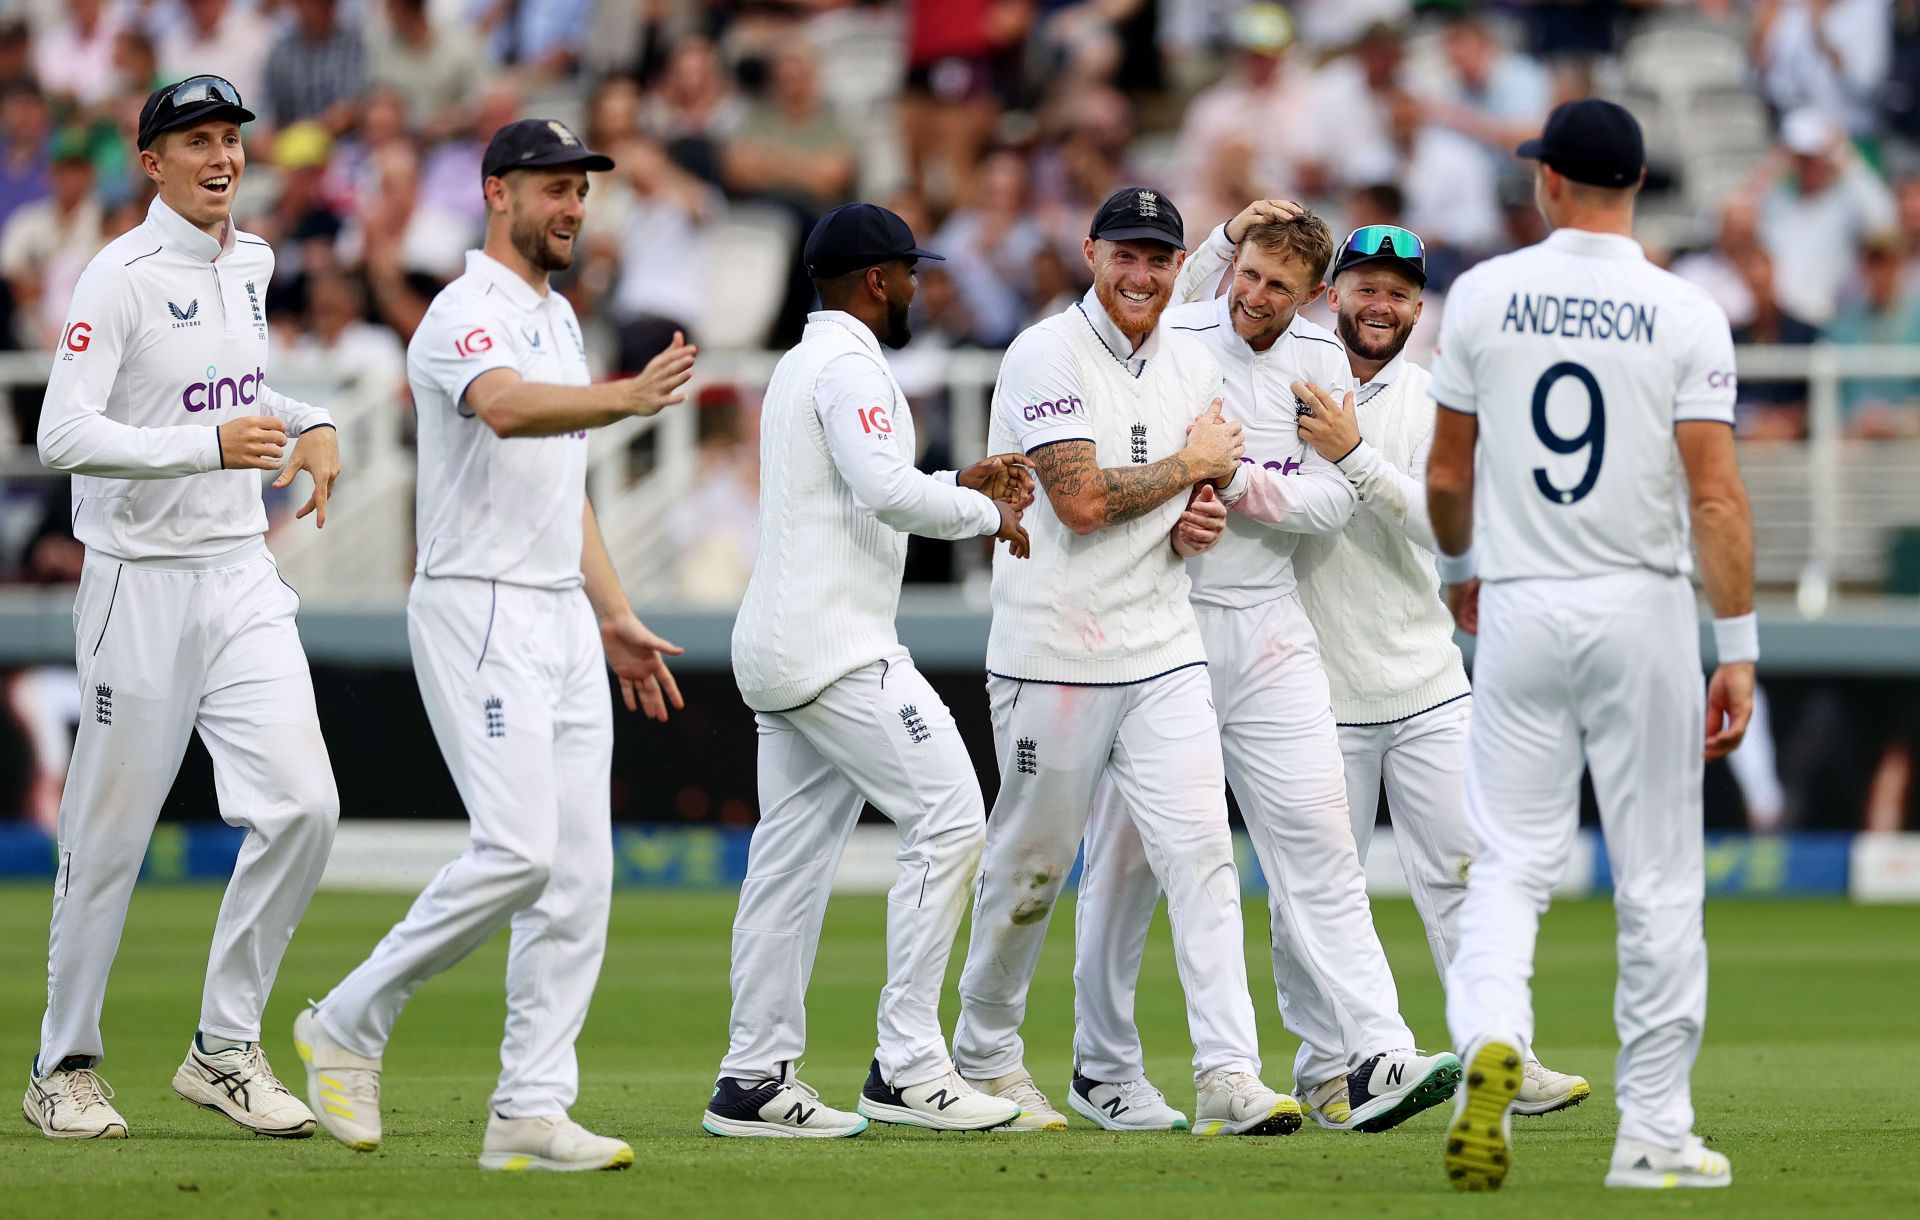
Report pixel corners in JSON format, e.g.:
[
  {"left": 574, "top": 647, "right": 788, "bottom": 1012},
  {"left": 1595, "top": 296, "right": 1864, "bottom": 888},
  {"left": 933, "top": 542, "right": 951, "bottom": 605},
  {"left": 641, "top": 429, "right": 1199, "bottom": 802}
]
[{"left": 38, "top": 195, "right": 331, "bottom": 561}]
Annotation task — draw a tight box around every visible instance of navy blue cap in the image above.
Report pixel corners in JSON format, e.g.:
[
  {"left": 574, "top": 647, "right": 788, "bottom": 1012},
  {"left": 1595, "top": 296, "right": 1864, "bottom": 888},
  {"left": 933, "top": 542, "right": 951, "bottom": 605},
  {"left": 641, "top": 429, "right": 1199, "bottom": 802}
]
[
  {"left": 1516, "top": 98, "right": 1644, "bottom": 189},
  {"left": 804, "top": 203, "right": 942, "bottom": 279},
  {"left": 481, "top": 118, "right": 614, "bottom": 181},
  {"left": 1089, "top": 185, "right": 1185, "bottom": 250},
  {"left": 138, "top": 75, "right": 254, "bottom": 151}
]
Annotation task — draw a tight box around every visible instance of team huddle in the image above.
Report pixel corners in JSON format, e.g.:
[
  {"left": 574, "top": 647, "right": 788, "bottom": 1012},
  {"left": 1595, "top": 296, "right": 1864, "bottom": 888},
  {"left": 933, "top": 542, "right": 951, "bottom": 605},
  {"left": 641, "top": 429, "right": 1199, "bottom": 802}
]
[{"left": 22, "top": 75, "right": 1754, "bottom": 1193}]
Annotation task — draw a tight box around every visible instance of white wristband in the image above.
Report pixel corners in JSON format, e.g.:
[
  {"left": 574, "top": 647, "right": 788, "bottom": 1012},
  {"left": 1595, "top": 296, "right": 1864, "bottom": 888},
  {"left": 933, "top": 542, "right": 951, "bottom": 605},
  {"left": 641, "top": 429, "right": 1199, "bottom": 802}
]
[
  {"left": 1435, "top": 542, "right": 1477, "bottom": 585},
  {"left": 1713, "top": 613, "right": 1760, "bottom": 665}
]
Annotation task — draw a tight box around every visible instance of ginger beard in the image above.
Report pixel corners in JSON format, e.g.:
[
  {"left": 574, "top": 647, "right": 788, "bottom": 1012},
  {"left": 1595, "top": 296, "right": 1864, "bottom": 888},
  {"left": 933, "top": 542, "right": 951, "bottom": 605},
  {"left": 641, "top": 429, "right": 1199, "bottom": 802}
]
[
  {"left": 1332, "top": 266, "right": 1422, "bottom": 365},
  {"left": 1087, "top": 238, "right": 1181, "bottom": 343}
]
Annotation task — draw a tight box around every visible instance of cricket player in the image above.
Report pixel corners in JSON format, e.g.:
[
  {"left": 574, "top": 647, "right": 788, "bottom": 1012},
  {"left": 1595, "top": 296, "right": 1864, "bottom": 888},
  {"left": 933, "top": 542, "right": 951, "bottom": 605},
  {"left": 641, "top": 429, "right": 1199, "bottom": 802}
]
[
  {"left": 954, "top": 186, "right": 1302, "bottom": 1138},
  {"left": 26, "top": 75, "right": 341, "bottom": 1141},
  {"left": 1428, "top": 100, "right": 1751, "bottom": 1191},
  {"left": 703, "top": 204, "right": 1032, "bottom": 1139},
  {"left": 1070, "top": 202, "right": 1461, "bottom": 1135},
  {"left": 1286, "top": 221, "right": 1589, "bottom": 1121},
  {"left": 294, "top": 119, "right": 691, "bottom": 1172}
]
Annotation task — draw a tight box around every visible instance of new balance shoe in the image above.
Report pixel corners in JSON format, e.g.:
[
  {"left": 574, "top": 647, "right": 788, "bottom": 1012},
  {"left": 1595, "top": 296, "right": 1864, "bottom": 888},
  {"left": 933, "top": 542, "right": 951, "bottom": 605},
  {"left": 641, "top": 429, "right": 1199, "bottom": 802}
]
[
  {"left": 1067, "top": 1070, "right": 1189, "bottom": 1131},
  {"left": 1604, "top": 1134, "right": 1732, "bottom": 1189},
  {"left": 701, "top": 1063, "right": 867, "bottom": 1138},
  {"left": 1443, "top": 1037, "right": 1523, "bottom": 1192},
  {"left": 1512, "top": 1059, "right": 1591, "bottom": 1116},
  {"left": 479, "top": 1114, "right": 633, "bottom": 1172},
  {"left": 22, "top": 1058, "right": 128, "bottom": 1139},
  {"left": 1191, "top": 1069, "right": 1302, "bottom": 1137},
  {"left": 173, "top": 1037, "right": 315, "bottom": 1137},
  {"left": 292, "top": 1007, "right": 382, "bottom": 1151},
  {"left": 963, "top": 1068, "right": 1069, "bottom": 1131},
  {"left": 858, "top": 1061, "right": 1021, "bottom": 1131},
  {"left": 1299, "top": 1075, "right": 1351, "bottom": 1130},
  {"left": 1344, "top": 1049, "right": 1462, "bottom": 1133}
]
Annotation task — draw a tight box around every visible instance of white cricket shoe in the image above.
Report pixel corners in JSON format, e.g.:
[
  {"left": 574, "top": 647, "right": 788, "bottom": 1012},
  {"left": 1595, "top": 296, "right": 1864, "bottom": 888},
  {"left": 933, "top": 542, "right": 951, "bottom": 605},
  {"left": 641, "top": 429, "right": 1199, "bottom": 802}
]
[
  {"left": 1443, "top": 1037, "right": 1523, "bottom": 1191},
  {"left": 1191, "top": 1069, "right": 1302, "bottom": 1137},
  {"left": 1300, "top": 1075, "right": 1352, "bottom": 1130},
  {"left": 1343, "top": 1049, "right": 1462, "bottom": 1132},
  {"left": 1512, "top": 1059, "right": 1591, "bottom": 1116},
  {"left": 173, "top": 1039, "right": 315, "bottom": 1137},
  {"left": 22, "top": 1059, "right": 128, "bottom": 1139},
  {"left": 1067, "top": 1070, "right": 1189, "bottom": 1131},
  {"left": 858, "top": 1061, "right": 1021, "bottom": 1131},
  {"left": 963, "top": 1068, "right": 1069, "bottom": 1131},
  {"left": 1604, "top": 1134, "right": 1732, "bottom": 1189},
  {"left": 479, "top": 1114, "right": 634, "bottom": 1172},
  {"left": 701, "top": 1062, "right": 867, "bottom": 1138},
  {"left": 292, "top": 1007, "right": 382, "bottom": 1151}
]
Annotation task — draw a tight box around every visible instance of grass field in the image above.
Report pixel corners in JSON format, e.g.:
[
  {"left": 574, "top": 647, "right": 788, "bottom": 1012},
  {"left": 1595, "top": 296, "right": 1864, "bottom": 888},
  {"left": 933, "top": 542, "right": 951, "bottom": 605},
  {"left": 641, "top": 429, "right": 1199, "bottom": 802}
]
[{"left": 1, "top": 885, "right": 1915, "bottom": 1218}]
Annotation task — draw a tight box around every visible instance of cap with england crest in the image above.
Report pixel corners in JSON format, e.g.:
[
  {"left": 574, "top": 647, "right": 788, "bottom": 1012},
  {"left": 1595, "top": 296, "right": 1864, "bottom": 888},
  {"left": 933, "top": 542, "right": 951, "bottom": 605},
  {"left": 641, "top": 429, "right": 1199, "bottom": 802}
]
[
  {"left": 481, "top": 118, "right": 615, "bottom": 181},
  {"left": 1089, "top": 186, "right": 1186, "bottom": 250}
]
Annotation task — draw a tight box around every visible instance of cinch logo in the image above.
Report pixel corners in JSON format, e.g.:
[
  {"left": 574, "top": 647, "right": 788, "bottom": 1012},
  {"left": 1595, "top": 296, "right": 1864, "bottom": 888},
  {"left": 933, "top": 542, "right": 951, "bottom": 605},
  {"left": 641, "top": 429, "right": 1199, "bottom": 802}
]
[
  {"left": 1240, "top": 454, "right": 1304, "bottom": 475},
  {"left": 1707, "top": 370, "right": 1737, "bottom": 389},
  {"left": 1021, "top": 396, "right": 1083, "bottom": 422},
  {"left": 180, "top": 364, "right": 264, "bottom": 412}
]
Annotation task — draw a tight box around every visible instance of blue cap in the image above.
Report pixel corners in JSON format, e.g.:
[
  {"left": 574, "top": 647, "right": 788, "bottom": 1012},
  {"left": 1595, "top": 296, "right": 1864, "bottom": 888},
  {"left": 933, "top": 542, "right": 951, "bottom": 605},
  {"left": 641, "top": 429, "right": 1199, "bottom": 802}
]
[
  {"left": 1516, "top": 98, "right": 1644, "bottom": 189},
  {"left": 804, "top": 203, "right": 943, "bottom": 279}
]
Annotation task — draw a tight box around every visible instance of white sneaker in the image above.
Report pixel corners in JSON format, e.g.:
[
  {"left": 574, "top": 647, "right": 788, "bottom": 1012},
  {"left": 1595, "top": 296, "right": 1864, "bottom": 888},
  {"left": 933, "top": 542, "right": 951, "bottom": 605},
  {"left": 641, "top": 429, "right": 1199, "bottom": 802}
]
[
  {"left": 1191, "top": 1069, "right": 1302, "bottom": 1137},
  {"left": 1604, "top": 1134, "right": 1733, "bottom": 1189},
  {"left": 1512, "top": 1059, "right": 1591, "bottom": 1116},
  {"left": 1443, "top": 1037, "right": 1523, "bottom": 1191},
  {"left": 173, "top": 1039, "right": 315, "bottom": 1137},
  {"left": 22, "top": 1060, "right": 128, "bottom": 1139},
  {"left": 292, "top": 1007, "right": 382, "bottom": 1151},
  {"left": 1342, "top": 1049, "right": 1462, "bottom": 1133},
  {"left": 1300, "top": 1075, "right": 1352, "bottom": 1130},
  {"left": 479, "top": 1113, "right": 634, "bottom": 1172},
  {"left": 701, "top": 1062, "right": 868, "bottom": 1138},
  {"left": 1067, "top": 1070, "right": 1189, "bottom": 1131},
  {"left": 858, "top": 1061, "right": 1021, "bottom": 1131},
  {"left": 963, "top": 1068, "right": 1069, "bottom": 1132}
]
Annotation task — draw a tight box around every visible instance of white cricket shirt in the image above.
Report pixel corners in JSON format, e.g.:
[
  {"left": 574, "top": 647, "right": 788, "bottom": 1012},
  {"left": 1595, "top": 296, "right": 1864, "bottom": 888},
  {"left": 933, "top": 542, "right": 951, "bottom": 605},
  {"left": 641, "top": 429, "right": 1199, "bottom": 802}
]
[
  {"left": 732, "top": 310, "right": 1000, "bottom": 711},
  {"left": 38, "top": 195, "right": 332, "bottom": 561},
  {"left": 1428, "top": 228, "right": 1737, "bottom": 582},
  {"left": 409, "top": 249, "right": 593, "bottom": 591}
]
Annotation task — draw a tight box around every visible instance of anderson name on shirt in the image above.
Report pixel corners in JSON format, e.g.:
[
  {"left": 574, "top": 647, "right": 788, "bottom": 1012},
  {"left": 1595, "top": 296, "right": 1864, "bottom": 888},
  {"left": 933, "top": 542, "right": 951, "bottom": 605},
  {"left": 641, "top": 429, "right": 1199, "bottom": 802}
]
[{"left": 1500, "top": 292, "right": 1656, "bottom": 344}]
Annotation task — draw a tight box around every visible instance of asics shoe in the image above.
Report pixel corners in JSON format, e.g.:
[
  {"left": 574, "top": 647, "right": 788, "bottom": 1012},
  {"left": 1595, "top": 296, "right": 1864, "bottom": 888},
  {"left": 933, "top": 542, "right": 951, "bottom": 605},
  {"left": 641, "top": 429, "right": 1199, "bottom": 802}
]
[
  {"left": 22, "top": 1058, "right": 127, "bottom": 1139},
  {"left": 173, "top": 1038, "right": 315, "bottom": 1137}
]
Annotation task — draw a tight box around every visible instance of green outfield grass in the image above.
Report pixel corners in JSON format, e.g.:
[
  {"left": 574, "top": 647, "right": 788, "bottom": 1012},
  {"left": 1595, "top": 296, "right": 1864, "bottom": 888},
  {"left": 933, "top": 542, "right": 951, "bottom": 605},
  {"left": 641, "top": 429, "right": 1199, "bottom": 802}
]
[{"left": 0, "top": 884, "right": 1914, "bottom": 1218}]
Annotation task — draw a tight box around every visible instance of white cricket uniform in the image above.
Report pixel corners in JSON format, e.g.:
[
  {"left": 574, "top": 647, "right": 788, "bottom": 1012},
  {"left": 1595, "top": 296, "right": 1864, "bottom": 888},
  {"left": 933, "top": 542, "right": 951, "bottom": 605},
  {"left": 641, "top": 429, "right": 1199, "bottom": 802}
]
[
  {"left": 1430, "top": 227, "right": 1739, "bottom": 1150},
  {"left": 35, "top": 196, "right": 339, "bottom": 1070},
  {"left": 953, "top": 290, "right": 1270, "bottom": 1083},
  {"left": 1073, "top": 233, "right": 1421, "bottom": 1093},
  {"left": 314, "top": 250, "right": 611, "bottom": 1119},
  {"left": 1294, "top": 351, "right": 1476, "bottom": 986},
  {"left": 722, "top": 311, "right": 1003, "bottom": 1089}
]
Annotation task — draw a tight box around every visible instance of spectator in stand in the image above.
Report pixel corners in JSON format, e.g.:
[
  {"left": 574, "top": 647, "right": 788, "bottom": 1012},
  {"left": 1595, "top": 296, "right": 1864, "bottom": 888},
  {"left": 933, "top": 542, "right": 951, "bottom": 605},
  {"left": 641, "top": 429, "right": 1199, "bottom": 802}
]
[
  {"left": 644, "top": 35, "right": 743, "bottom": 186},
  {"left": 1310, "top": 22, "right": 1401, "bottom": 193},
  {"left": 1828, "top": 232, "right": 1920, "bottom": 437},
  {"left": 0, "top": 82, "right": 49, "bottom": 233},
  {"left": 1290, "top": 0, "right": 1410, "bottom": 51},
  {"left": 370, "top": 0, "right": 488, "bottom": 141},
  {"left": 156, "top": 0, "right": 273, "bottom": 109},
  {"left": 1729, "top": 247, "right": 1821, "bottom": 439},
  {"left": 608, "top": 133, "right": 720, "bottom": 372},
  {"left": 931, "top": 148, "right": 1044, "bottom": 347},
  {"left": 482, "top": 0, "right": 592, "bottom": 83},
  {"left": 1753, "top": 0, "right": 1891, "bottom": 139},
  {"left": 1174, "top": 4, "right": 1323, "bottom": 205},
  {"left": 900, "top": 0, "right": 1024, "bottom": 211},
  {"left": 264, "top": 0, "right": 368, "bottom": 135},
  {"left": 1761, "top": 108, "right": 1899, "bottom": 326},
  {"left": 1382, "top": 85, "right": 1502, "bottom": 262},
  {"left": 251, "top": 121, "right": 345, "bottom": 314},
  {"left": 31, "top": 0, "right": 122, "bottom": 111},
  {"left": 1422, "top": 11, "right": 1551, "bottom": 181},
  {"left": 0, "top": 129, "right": 102, "bottom": 349},
  {"left": 1674, "top": 194, "right": 1766, "bottom": 330},
  {"left": 1898, "top": 174, "right": 1920, "bottom": 295},
  {"left": 273, "top": 266, "right": 406, "bottom": 398},
  {"left": 1031, "top": 83, "right": 1139, "bottom": 262},
  {"left": 0, "top": 21, "right": 34, "bottom": 94},
  {"left": 414, "top": 82, "right": 518, "bottom": 245}
]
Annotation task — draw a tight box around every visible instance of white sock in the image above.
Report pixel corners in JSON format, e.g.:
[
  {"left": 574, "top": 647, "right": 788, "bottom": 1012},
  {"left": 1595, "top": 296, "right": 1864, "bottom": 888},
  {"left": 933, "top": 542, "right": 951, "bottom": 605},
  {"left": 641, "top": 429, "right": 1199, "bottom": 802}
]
[{"left": 197, "top": 1032, "right": 251, "bottom": 1054}]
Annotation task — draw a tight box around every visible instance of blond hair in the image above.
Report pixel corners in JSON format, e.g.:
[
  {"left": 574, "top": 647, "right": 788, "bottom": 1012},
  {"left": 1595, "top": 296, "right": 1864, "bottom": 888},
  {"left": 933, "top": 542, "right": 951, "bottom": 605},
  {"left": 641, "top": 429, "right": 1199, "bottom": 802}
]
[{"left": 1242, "top": 212, "right": 1336, "bottom": 284}]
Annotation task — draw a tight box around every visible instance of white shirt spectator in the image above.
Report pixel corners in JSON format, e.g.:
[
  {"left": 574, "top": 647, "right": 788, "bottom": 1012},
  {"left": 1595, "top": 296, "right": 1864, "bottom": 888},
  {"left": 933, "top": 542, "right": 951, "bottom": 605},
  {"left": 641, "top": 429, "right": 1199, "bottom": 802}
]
[
  {"left": 1397, "top": 124, "right": 1503, "bottom": 253},
  {"left": 33, "top": 1, "right": 124, "bottom": 108},
  {"left": 0, "top": 193, "right": 104, "bottom": 346},
  {"left": 1762, "top": 155, "right": 1899, "bottom": 325},
  {"left": 1759, "top": 0, "right": 1893, "bottom": 138},
  {"left": 611, "top": 189, "right": 718, "bottom": 331},
  {"left": 156, "top": 0, "right": 275, "bottom": 112}
]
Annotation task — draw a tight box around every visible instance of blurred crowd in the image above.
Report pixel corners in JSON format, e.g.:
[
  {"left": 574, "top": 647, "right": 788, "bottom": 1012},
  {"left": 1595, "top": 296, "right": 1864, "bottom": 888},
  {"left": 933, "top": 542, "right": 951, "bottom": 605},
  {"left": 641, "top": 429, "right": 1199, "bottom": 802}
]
[{"left": 0, "top": 0, "right": 1916, "bottom": 590}]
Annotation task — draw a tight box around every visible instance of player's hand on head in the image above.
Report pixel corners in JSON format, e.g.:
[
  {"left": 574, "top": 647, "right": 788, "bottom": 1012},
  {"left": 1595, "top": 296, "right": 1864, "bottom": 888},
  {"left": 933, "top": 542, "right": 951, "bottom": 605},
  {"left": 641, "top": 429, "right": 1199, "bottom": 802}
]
[
  {"left": 600, "top": 613, "right": 686, "bottom": 722},
  {"left": 1444, "top": 577, "right": 1480, "bottom": 635},
  {"left": 1184, "top": 398, "right": 1244, "bottom": 483},
  {"left": 219, "top": 415, "right": 289, "bottom": 471},
  {"left": 1292, "top": 381, "right": 1360, "bottom": 461},
  {"left": 1703, "top": 661, "right": 1756, "bottom": 761},
  {"left": 993, "top": 499, "right": 1031, "bottom": 559},
  {"left": 625, "top": 330, "right": 698, "bottom": 417},
  {"left": 1225, "top": 198, "right": 1306, "bottom": 243},
  {"left": 272, "top": 425, "right": 341, "bottom": 528}
]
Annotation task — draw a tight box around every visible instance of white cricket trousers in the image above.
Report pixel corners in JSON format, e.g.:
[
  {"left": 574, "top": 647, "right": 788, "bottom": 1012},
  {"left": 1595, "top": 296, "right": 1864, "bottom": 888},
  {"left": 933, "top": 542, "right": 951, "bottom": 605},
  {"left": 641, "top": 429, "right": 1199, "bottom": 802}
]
[
  {"left": 954, "top": 664, "right": 1264, "bottom": 1082},
  {"left": 315, "top": 576, "right": 613, "bottom": 1118},
  {"left": 1072, "top": 596, "right": 1414, "bottom": 1090},
  {"left": 1337, "top": 695, "right": 1476, "bottom": 982},
  {"left": 1446, "top": 571, "right": 1708, "bottom": 1149},
  {"left": 40, "top": 542, "right": 339, "bottom": 1069},
  {"left": 721, "top": 655, "right": 984, "bottom": 1087}
]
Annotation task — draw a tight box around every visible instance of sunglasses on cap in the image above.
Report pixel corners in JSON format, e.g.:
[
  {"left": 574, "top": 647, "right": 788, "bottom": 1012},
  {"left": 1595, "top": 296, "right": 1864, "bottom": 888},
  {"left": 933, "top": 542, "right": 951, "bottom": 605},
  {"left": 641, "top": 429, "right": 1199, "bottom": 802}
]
[
  {"left": 1343, "top": 224, "right": 1424, "bottom": 264},
  {"left": 165, "top": 74, "right": 243, "bottom": 109},
  {"left": 139, "top": 75, "right": 252, "bottom": 149}
]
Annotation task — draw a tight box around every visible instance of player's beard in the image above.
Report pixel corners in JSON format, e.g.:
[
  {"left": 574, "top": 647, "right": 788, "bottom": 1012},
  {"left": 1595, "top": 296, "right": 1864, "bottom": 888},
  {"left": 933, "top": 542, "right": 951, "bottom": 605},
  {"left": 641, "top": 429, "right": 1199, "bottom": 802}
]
[
  {"left": 1229, "top": 291, "right": 1293, "bottom": 349},
  {"left": 1337, "top": 308, "right": 1414, "bottom": 365},
  {"left": 1095, "top": 277, "right": 1170, "bottom": 342},
  {"left": 881, "top": 299, "right": 912, "bottom": 350},
  {"left": 511, "top": 210, "right": 575, "bottom": 272}
]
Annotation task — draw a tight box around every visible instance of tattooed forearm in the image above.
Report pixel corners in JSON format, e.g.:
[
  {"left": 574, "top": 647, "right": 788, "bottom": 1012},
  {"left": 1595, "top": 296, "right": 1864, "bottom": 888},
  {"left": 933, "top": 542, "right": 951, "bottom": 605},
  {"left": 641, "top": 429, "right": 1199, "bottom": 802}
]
[{"left": 1031, "top": 439, "right": 1196, "bottom": 532}]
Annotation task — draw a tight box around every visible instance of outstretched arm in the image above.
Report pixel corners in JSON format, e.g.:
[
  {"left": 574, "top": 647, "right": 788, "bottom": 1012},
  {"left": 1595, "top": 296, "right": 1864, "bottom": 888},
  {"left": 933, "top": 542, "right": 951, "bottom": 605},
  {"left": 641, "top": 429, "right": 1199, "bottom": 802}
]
[{"left": 462, "top": 333, "right": 697, "bottom": 438}]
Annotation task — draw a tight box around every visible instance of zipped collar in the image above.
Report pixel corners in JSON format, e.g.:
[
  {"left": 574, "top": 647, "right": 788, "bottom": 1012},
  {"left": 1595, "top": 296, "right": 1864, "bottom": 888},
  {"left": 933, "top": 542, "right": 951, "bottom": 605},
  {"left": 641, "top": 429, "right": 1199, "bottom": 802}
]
[{"left": 147, "top": 195, "right": 235, "bottom": 264}]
